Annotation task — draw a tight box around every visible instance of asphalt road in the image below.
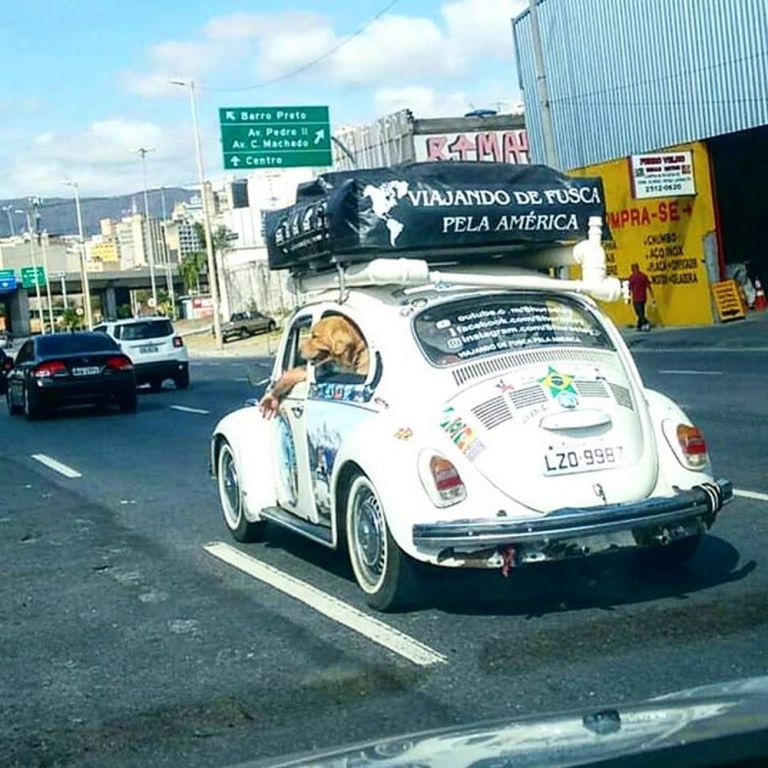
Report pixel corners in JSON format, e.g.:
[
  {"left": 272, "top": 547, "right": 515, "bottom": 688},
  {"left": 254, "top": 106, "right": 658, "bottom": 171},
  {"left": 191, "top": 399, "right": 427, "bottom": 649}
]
[{"left": 2, "top": 349, "right": 767, "bottom": 767}]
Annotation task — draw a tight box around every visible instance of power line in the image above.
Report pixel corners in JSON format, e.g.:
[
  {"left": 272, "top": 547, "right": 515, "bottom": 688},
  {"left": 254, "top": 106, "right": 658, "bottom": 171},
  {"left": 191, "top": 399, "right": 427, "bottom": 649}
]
[{"left": 204, "top": 0, "right": 401, "bottom": 93}]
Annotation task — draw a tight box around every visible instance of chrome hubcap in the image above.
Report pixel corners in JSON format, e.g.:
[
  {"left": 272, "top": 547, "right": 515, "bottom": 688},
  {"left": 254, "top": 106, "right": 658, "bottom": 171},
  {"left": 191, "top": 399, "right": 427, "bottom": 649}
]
[
  {"left": 220, "top": 450, "right": 241, "bottom": 527},
  {"left": 353, "top": 487, "right": 385, "bottom": 586}
]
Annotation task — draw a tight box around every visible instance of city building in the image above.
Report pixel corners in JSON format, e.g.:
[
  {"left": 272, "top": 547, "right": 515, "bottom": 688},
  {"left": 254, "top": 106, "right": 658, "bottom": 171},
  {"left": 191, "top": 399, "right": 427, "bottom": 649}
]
[{"left": 512, "top": 0, "right": 768, "bottom": 326}]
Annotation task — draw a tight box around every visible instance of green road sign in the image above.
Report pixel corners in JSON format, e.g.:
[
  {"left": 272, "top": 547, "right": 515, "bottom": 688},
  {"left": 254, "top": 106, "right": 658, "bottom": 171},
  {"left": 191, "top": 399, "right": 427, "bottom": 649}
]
[
  {"left": 219, "top": 106, "right": 332, "bottom": 170},
  {"left": 21, "top": 266, "right": 46, "bottom": 289}
]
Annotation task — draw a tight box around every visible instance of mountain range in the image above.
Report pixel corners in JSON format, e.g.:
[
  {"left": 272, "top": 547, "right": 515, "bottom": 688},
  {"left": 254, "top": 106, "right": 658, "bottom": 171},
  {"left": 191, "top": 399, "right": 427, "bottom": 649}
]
[{"left": 0, "top": 188, "right": 196, "bottom": 239}]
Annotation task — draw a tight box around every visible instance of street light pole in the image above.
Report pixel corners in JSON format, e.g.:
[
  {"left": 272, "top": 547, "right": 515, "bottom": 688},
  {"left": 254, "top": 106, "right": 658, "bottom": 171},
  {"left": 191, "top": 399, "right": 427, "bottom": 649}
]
[
  {"left": 40, "top": 230, "right": 56, "bottom": 331},
  {"left": 169, "top": 77, "right": 222, "bottom": 348},
  {"left": 2, "top": 205, "right": 15, "bottom": 236},
  {"left": 160, "top": 187, "right": 176, "bottom": 317},
  {"left": 25, "top": 208, "right": 45, "bottom": 334},
  {"left": 134, "top": 147, "right": 159, "bottom": 313},
  {"left": 64, "top": 181, "right": 93, "bottom": 329}
]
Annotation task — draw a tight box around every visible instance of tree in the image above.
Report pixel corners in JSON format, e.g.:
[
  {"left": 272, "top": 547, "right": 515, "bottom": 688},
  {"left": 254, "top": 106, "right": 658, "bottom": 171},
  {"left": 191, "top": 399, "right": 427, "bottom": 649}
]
[{"left": 180, "top": 250, "right": 206, "bottom": 293}]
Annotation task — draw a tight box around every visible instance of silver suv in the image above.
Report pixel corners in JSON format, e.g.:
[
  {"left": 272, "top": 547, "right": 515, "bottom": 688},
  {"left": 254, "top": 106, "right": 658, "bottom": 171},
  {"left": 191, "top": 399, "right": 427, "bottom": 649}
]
[{"left": 93, "top": 317, "right": 189, "bottom": 390}]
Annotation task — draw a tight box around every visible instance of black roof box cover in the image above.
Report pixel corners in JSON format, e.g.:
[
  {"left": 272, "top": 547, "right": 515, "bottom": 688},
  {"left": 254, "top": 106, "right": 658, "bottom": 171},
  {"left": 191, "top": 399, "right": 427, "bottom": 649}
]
[{"left": 265, "top": 162, "right": 606, "bottom": 274}]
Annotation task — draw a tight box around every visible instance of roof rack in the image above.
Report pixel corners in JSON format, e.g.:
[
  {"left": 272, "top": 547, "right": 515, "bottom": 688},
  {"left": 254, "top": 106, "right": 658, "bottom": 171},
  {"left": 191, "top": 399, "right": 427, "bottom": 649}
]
[{"left": 290, "top": 216, "right": 622, "bottom": 304}]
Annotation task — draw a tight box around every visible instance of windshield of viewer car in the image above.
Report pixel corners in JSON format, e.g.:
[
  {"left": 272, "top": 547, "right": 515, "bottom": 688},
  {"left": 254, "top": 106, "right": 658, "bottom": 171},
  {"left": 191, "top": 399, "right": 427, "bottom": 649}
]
[{"left": 414, "top": 293, "right": 614, "bottom": 365}]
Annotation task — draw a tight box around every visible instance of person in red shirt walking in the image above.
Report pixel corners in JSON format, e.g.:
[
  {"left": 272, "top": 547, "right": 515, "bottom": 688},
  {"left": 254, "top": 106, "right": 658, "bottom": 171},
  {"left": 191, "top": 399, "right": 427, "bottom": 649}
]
[{"left": 628, "top": 263, "right": 655, "bottom": 331}]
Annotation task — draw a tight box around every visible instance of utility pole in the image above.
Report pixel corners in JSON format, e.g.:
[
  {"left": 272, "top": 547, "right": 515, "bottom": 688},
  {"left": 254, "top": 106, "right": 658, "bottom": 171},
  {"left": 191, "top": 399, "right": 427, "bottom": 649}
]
[
  {"left": 529, "top": 0, "right": 559, "bottom": 168},
  {"left": 169, "top": 78, "right": 223, "bottom": 348},
  {"left": 64, "top": 181, "right": 93, "bottom": 329},
  {"left": 160, "top": 187, "right": 176, "bottom": 317},
  {"left": 134, "top": 147, "right": 159, "bottom": 313},
  {"left": 2, "top": 205, "right": 15, "bottom": 236},
  {"left": 26, "top": 201, "right": 45, "bottom": 334},
  {"left": 40, "top": 230, "right": 56, "bottom": 331},
  {"left": 59, "top": 273, "right": 68, "bottom": 309}
]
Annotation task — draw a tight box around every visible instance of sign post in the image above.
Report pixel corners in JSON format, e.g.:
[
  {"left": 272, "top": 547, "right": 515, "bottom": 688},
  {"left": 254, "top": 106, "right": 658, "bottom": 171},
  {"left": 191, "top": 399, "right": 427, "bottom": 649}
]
[{"left": 219, "top": 106, "right": 332, "bottom": 170}]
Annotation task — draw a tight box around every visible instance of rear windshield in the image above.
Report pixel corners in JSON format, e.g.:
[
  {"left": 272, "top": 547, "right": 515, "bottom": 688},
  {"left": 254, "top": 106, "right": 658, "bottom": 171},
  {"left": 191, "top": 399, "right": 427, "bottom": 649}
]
[
  {"left": 37, "top": 333, "right": 119, "bottom": 356},
  {"left": 119, "top": 320, "right": 173, "bottom": 341},
  {"left": 413, "top": 293, "right": 614, "bottom": 366}
]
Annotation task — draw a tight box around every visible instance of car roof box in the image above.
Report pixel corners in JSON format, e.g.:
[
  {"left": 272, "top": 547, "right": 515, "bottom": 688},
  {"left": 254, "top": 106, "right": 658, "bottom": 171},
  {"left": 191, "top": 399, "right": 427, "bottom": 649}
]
[{"left": 265, "top": 162, "right": 608, "bottom": 276}]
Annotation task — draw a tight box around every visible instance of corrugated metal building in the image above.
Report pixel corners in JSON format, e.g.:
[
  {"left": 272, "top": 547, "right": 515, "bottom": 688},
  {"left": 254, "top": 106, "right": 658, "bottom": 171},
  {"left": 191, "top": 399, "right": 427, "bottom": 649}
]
[
  {"left": 512, "top": 0, "right": 768, "bottom": 170},
  {"left": 513, "top": 0, "right": 768, "bottom": 322}
]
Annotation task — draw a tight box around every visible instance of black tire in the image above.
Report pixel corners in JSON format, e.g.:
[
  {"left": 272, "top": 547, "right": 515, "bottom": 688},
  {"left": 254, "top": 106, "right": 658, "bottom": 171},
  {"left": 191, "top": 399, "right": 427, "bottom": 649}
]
[
  {"left": 149, "top": 377, "right": 163, "bottom": 392},
  {"left": 268, "top": 321, "right": 276, "bottom": 332},
  {"left": 217, "top": 440, "right": 266, "bottom": 543},
  {"left": 118, "top": 392, "right": 138, "bottom": 413},
  {"left": 6, "top": 387, "right": 22, "bottom": 415},
  {"left": 345, "top": 473, "right": 419, "bottom": 611},
  {"left": 174, "top": 368, "right": 190, "bottom": 390},
  {"left": 637, "top": 534, "right": 702, "bottom": 569},
  {"left": 23, "top": 385, "right": 43, "bottom": 421}
]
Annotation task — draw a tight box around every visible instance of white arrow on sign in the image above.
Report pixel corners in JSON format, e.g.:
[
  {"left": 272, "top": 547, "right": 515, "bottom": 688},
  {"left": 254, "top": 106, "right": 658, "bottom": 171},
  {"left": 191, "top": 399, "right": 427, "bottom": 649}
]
[
  {"left": 225, "top": 111, "right": 236, "bottom": 120},
  {"left": 314, "top": 129, "right": 326, "bottom": 145},
  {"left": 230, "top": 156, "right": 241, "bottom": 166}
]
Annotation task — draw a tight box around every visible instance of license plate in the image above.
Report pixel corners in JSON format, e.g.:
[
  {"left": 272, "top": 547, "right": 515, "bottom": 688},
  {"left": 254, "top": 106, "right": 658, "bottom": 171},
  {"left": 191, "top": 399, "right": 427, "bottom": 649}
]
[
  {"left": 544, "top": 444, "right": 624, "bottom": 475},
  {"left": 138, "top": 345, "right": 159, "bottom": 354},
  {"left": 72, "top": 366, "right": 101, "bottom": 377}
]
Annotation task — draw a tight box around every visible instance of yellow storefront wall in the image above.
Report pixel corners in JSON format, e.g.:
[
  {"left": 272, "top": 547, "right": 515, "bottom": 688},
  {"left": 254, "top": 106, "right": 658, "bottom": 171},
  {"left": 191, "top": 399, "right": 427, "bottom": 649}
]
[{"left": 571, "top": 141, "right": 716, "bottom": 327}]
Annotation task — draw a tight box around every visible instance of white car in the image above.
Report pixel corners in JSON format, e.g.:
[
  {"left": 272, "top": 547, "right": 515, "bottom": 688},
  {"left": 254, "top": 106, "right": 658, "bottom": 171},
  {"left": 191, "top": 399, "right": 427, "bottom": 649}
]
[
  {"left": 94, "top": 317, "right": 189, "bottom": 391},
  {"left": 210, "top": 260, "right": 731, "bottom": 611}
]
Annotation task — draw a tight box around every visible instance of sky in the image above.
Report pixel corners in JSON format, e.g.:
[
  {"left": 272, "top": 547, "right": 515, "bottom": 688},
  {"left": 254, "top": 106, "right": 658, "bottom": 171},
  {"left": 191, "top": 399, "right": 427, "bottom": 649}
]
[{"left": 0, "top": 0, "right": 527, "bottom": 201}]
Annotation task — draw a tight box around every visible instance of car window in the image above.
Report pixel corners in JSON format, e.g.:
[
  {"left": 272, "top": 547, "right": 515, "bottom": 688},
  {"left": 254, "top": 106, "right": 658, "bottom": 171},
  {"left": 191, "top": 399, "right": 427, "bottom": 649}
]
[
  {"left": 119, "top": 320, "right": 174, "bottom": 341},
  {"left": 92, "top": 325, "right": 107, "bottom": 335},
  {"left": 281, "top": 315, "right": 313, "bottom": 373},
  {"left": 15, "top": 341, "right": 34, "bottom": 364},
  {"left": 37, "top": 334, "right": 119, "bottom": 356},
  {"left": 413, "top": 293, "right": 614, "bottom": 366},
  {"left": 314, "top": 312, "right": 369, "bottom": 385}
]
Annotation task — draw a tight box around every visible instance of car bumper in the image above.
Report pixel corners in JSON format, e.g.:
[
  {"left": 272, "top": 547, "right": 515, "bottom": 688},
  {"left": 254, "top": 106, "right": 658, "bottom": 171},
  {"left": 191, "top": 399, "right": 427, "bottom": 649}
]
[
  {"left": 412, "top": 479, "right": 733, "bottom": 563},
  {"left": 134, "top": 360, "right": 188, "bottom": 382},
  {"left": 34, "top": 376, "right": 135, "bottom": 405}
]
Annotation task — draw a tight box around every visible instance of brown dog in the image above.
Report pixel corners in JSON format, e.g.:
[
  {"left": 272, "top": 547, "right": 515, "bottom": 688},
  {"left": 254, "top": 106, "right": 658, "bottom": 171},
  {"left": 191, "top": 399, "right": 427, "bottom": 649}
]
[{"left": 260, "top": 316, "right": 369, "bottom": 418}]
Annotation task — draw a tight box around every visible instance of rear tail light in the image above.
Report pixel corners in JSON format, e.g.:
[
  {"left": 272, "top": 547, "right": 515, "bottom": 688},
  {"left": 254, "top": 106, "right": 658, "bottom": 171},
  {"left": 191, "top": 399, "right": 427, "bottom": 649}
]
[
  {"left": 663, "top": 420, "right": 709, "bottom": 470},
  {"left": 173, "top": 336, "right": 184, "bottom": 348},
  {"left": 2, "top": 359, "right": 12, "bottom": 371},
  {"left": 419, "top": 452, "right": 467, "bottom": 507},
  {"left": 32, "top": 360, "right": 67, "bottom": 378},
  {"left": 106, "top": 355, "right": 134, "bottom": 371},
  {"left": 677, "top": 424, "right": 708, "bottom": 469}
]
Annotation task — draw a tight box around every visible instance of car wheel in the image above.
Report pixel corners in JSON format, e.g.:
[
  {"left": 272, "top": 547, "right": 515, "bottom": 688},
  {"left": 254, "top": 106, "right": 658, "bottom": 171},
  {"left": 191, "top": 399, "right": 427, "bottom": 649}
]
[
  {"left": 268, "top": 321, "right": 276, "bottom": 332},
  {"left": 174, "top": 369, "right": 190, "bottom": 390},
  {"left": 118, "top": 392, "right": 138, "bottom": 413},
  {"left": 23, "top": 385, "right": 43, "bottom": 421},
  {"left": 217, "top": 440, "right": 266, "bottom": 543},
  {"left": 149, "top": 377, "right": 163, "bottom": 392},
  {"left": 637, "top": 534, "right": 702, "bottom": 569},
  {"left": 6, "top": 387, "right": 22, "bottom": 415},
  {"left": 345, "top": 473, "right": 419, "bottom": 611}
]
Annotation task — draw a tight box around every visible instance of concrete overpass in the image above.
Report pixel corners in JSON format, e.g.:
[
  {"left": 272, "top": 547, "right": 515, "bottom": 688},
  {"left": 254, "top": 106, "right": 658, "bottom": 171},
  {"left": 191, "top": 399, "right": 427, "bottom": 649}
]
[{"left": 1, "top": 267, "right": 186, "bottom": 336}]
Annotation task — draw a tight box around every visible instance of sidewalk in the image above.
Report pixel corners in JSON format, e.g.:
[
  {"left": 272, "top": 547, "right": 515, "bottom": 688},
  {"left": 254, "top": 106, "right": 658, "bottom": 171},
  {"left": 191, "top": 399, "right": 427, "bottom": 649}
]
[
  {"left": 182, "top": 325, "right": 281, "bottom": 359},
  {"left": 620, "top": 310, "right": 768, "bottom": 351}
]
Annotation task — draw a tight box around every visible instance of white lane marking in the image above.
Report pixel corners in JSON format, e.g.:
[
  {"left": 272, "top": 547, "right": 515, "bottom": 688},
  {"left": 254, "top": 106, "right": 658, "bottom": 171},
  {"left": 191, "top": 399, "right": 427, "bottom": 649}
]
[
  {"left": 31, "top": 454, "right": 82, "bottom": 479},
  {"left": 203, "top": 542, "right": 447, "bottom": 667},
  {"left": 234, "top": 377, "right": 249, "bottom": 382},
  {"left": 658, "top": 369, "right": 723, "bottom": 376},
  {"left": 734, "top": 489, "right": 768, "bottom": 503},
  {"left": 170, "top": 405, "right": 211, "bottom": 415}
]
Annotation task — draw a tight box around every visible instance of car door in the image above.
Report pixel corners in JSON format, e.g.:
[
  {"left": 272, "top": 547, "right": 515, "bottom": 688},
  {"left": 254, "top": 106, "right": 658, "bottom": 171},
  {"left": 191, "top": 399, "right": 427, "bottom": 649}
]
[
  {"left": 7, "top": 340, "right": 34, "bottom": 405},
  {"left": 272, "top": 313, "right": 316, "bottom": 520}
]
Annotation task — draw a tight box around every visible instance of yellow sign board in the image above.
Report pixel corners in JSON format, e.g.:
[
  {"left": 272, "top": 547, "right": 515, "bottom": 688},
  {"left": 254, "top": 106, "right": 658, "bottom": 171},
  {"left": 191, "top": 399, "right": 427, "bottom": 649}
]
[
  {"left": 711, "top": 280, "right": 747, "bottom": 322},
  {"left": 571, "top": 141, "right": 717, "bottom": 327}
]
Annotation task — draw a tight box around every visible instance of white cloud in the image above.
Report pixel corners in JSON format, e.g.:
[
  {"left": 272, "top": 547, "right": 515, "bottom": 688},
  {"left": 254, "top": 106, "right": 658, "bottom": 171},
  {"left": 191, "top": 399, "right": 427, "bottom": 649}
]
[
  {"left": 374, "top": 86, "right": 471, "bottom": 119},
  {"left": 125, "top": 0, "right": 524, "bottom": 97},
  {"left": 5, "top": 119, "right": 198, "bottom": 197}
]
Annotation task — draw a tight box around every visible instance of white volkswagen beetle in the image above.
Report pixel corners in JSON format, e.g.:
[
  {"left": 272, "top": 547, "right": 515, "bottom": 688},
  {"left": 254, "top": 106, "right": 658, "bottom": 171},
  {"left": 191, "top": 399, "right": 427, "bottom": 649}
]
[{"left": 210, "top": 249, "right": 731, "bottom": 611}]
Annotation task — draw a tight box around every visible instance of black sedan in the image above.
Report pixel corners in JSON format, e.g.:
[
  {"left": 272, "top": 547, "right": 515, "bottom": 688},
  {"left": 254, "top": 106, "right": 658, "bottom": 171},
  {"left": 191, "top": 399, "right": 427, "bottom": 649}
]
[{"left": 5, "top": 332, "right": 137, "bottom": 419}]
